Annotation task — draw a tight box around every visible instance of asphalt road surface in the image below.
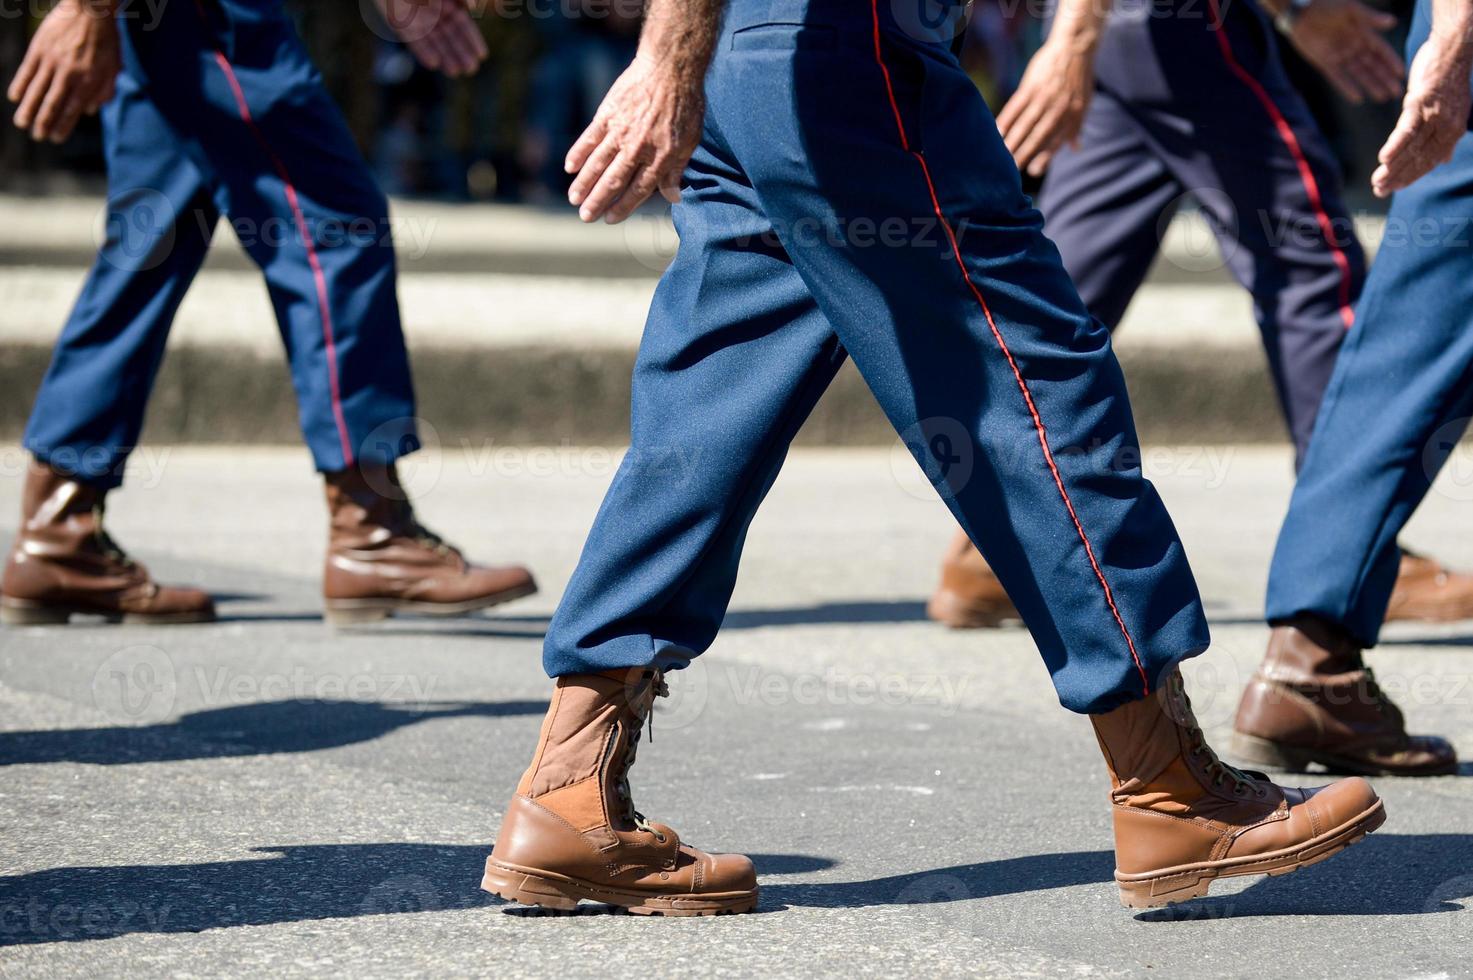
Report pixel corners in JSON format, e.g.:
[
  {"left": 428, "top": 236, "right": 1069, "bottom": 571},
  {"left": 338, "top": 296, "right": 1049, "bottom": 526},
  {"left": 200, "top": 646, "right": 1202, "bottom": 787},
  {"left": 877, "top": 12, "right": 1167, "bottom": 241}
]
[{"left": 1, "top": 446, "right": 1469, "bottom": 978}]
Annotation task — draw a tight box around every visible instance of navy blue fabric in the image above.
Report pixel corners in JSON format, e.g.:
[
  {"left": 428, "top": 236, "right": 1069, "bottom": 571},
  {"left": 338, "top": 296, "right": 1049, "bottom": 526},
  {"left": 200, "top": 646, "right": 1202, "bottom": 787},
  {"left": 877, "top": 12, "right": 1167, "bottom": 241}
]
[
  {"left": 1266, "top": 0, "right": 1473, "bottom": 644},
  {"left": 1039, "top": 0, "right": 1365, "bottom": 465},
  {"left": 542, "top": 0, "right": 1210, "bottom": 714},
  {"left": 24, "top": 0, "right": 418, "bottom": 486}
]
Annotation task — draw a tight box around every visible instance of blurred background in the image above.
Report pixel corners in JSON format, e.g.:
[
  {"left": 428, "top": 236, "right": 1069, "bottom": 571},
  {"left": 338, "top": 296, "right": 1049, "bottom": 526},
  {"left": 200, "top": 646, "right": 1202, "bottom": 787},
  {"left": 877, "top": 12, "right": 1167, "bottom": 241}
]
[
  {"left": 0, "top": 0, "right": 1409, "bottom": 207},
  {"left": 0, "top": 0, "right": 1419, "bottom": 451}
]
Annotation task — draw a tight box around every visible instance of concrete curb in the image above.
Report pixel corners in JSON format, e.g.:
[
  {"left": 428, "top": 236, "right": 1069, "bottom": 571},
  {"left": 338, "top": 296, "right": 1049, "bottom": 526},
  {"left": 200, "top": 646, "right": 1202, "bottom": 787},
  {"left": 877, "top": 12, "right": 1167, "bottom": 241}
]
[
  {"left": 0, "top": 193, "right": 1333, "bottom": 450},
  {"left": 0, "top": 342, "right": 1288, "bottom": 448},
  {"left": 0, "top": 193, "right": 1388, "bottom": 280}
]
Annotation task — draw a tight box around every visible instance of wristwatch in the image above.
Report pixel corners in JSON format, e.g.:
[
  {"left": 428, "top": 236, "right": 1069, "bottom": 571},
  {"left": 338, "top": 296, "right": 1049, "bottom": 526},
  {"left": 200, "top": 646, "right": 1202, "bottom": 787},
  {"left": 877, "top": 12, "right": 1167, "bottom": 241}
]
[{"left": 1275, "top": 0, "right": 1315, "bottom": 34}]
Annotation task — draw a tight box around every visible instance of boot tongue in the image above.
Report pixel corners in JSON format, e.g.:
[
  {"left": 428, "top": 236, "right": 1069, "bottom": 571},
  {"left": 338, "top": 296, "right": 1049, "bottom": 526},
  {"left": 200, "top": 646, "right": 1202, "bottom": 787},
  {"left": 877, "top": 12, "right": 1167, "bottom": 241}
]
[
  {"left": 1094, "top": 672, "right": 1260, "bottom": 809},
  {"left": 1163, "top": 674, "right": 1261, "bottom": 799},
  {"left": 610, "top": 671, "right": 666, "bottom": 834}
]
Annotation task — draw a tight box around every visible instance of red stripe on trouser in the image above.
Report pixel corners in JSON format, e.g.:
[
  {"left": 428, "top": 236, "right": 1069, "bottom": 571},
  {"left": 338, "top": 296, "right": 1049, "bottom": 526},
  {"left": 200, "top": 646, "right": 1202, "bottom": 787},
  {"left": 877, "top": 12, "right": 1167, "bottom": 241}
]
[
  {"left": 867, "top": 0, "right": 1151, "bottom": 696},
  {"left": 1206, "top": 0, "right": 1356, "bottom": 330},
  {"left": 194, "top": 12, "right": 355, "bottom": 465}
]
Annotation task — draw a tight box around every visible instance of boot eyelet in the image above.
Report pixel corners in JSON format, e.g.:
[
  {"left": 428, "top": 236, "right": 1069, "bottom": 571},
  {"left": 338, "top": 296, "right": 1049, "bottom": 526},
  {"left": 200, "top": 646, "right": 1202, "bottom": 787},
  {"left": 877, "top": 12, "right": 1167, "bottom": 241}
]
[{"left": 653, "top": 832, "right": 667, "bottom": 843}]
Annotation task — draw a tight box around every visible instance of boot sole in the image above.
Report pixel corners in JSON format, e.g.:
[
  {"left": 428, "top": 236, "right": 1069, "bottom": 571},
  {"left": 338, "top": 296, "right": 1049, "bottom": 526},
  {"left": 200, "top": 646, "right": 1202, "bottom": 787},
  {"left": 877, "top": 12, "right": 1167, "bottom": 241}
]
[
  {"left": 926, "top": 588, "right": 1021, "bottom": 630},
  {"left": 1230, "top": 731, "right": 1459, "bottom": 778},
  {"left": 0, "top": 597, "right": 216, "bottom": 626},
  {"left": 1115, "top": 797, "right": 1385, "bottom": 909},
  {"left": 323, "top": 582, "right": 538, "bottom": 626},
  {"left": 480, "top": 856, "right": 758, "bottom": 917}
]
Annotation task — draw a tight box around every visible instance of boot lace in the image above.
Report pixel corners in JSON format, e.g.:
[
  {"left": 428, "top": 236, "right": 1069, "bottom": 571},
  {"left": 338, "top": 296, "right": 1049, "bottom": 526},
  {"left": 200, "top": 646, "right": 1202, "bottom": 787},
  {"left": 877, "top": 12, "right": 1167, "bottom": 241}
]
[
  {"left": 1361, "top": 667, "right": 1404, "bottom": 727},
  {"left": 92, "top": 506, "right": 135, "bottom": 568},
  {"left": 613, "top": 672, "right": 670, "bottom": 839},
  {"left": 1173, "top": 676, "right": 1263, "bottom": 797},
  {"left": 392, "top": 499, "right": 461, "bottom": 560}
]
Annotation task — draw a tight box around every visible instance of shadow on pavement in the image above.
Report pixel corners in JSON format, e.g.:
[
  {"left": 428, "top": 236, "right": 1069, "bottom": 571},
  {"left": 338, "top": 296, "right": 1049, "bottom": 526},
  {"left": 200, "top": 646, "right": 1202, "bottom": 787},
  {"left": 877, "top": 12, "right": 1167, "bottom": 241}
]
[
  {"left": 2, "top": 837, "right": 1463, "bottom": 944},
  {"left": 764, "top": 835, "right": 1473, "bottom": 917},
  {"left": 763, "top": 850, "right": 1116, "bottom": 909},
  {"left": 0, "top": 843, "right": 488, "bottom": 945},
  {"left": 723, "top": 601, "right": 931, "bottom": 629},
  {"left": 487, "top": 600, "right": 935, "bottom": 636},
  {"left": 0, "top": 846, "right": 830, "bottom": 944},
  {"left": 0, "top": 699, "right": 547, "bottom": 766},
  {"left": 1135, "top": 833, "right": 1473, "bottom": 921},
  {"left": 32, "top": 598, "right": 945, "bottom": 635}
]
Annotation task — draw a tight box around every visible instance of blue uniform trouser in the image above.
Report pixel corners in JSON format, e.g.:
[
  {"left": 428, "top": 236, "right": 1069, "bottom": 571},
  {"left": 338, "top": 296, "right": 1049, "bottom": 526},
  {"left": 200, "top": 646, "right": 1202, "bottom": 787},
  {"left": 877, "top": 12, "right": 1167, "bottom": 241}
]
[
  {"left": 1266, "top": 0, "right": 1472, "bottom": 644},
  {"left": 1040, "top": 0, "right": 1364, "bottom": 463},
  {"left": 542, "top": 0, "right": 1210, "bottom": 714},
  {"left": 23, "top": 0, "right": 418, "bottom": 488}
]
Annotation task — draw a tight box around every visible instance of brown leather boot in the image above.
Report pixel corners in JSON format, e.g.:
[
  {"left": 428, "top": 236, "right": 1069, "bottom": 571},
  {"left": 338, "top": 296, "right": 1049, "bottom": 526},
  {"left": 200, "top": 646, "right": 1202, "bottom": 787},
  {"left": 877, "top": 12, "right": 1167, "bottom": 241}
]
[
  {"left": 926, "top": 528, "right": 1020, "bottom": 628},
  {"left": 322, "top": 463, "right": 536, "bottom": 625},
  {"left": 1231, "top": 615, "right": 1457, "bottom": 776},
  {"left": 1, "top": 460, "right": 214, "bottom": 625},
  {"left": 1093, "top": 670, "right": 1384, "bottom": 909},
  {"left": 482, "top": 668, "right": 759, "bottom": 916},
  {"left": 1385, "top": 549, "right": 1473, "bottom": 623}
]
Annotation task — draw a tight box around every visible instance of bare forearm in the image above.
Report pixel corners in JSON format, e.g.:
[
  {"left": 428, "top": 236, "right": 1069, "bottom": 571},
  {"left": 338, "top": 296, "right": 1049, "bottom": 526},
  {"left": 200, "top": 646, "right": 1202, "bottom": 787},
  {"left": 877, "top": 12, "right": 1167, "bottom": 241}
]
[
  {"left": 639, "top": 0, "right": 727, "bottom": 82},
  {"left": 1429, "top": 0, "right": 1473, "bottom": 60},
  {"left": 1048, "top": 0, "right": 1113, "bottom": 52}
]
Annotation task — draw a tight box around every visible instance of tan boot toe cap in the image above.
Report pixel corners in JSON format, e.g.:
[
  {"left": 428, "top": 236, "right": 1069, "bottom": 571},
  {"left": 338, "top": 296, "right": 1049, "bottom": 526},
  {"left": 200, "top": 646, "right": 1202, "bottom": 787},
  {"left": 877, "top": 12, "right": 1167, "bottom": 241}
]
[
  {"left": 1301, "top": 776, "right": 1381, "bottom": 833},
  {"left": 703, "top": 852, "right": 758, "bottom": 894}
]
